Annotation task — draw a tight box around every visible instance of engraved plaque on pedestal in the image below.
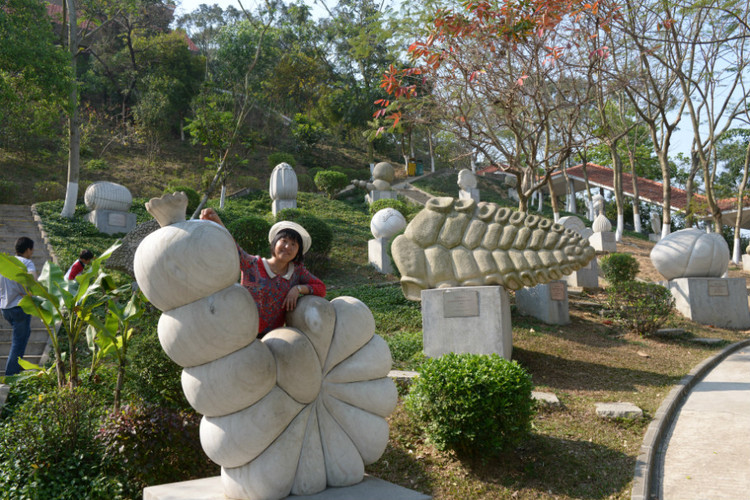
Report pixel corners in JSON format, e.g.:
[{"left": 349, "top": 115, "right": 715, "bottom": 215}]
[
  {"left": 707, "top": 280, "right": 729, "bottom": 297},
  {"left": 108, "top": 212, "right": 127, "bottom": 227},
  {"left": 443, "top": 290, "right": 479, "bottom": 318},
  {"left": 549, "top": 282, "right": 566, "bottom": 301}
]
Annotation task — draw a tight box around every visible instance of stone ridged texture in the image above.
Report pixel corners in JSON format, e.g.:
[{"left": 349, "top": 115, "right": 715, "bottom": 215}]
[
  {"left": 650, "top": 228, "right": 729, "bottom": 280},
  {"left": 84, "top": 181, "right": 133, "bottom": 212},
  {"left": 133, "top": 194, "right": 396, "bottom": 500},
  {"left": 391, "top": 197, "right": 596, "bottom": 301}
]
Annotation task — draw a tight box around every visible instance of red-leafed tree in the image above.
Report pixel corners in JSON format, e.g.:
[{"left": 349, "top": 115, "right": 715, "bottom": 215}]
[{"left": 376, "top": 0, "right": 619, "bottom": 212}]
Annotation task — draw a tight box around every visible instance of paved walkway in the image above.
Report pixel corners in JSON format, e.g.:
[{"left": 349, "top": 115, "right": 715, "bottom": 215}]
[{"left": 657, "top": 344, "right": 750, "bottom": 499}]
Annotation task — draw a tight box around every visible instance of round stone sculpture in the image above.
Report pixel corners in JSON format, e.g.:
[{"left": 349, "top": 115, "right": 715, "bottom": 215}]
[
  {"left": 370, "top": 208, "right": 407, "bottom": 239},
  {"left": 650, "top": 228, "right": 729, "bottom": 280},
  {"left": 372, "top": 162, "right": 395, "bottom": 184},
  {"left": 457, "top": 168, "right": 477, "bottom": 189},
  {"left": 391, "top": 197, "right": 596, "bottom": 300},
  {"left": 84, "top": 181, "right": 132, "bottom": 212},
  {"left": 134, "top": 193, "right": 397, "bottom": 500},
  {"left": 592, "top": 213, "right": 612, "bottom": 233},
  {"left": 269, "top": 162, "right": 298, "bottom": 201},
  {"left": 558, "top": 215, "right": 593, "bottom": 239}
]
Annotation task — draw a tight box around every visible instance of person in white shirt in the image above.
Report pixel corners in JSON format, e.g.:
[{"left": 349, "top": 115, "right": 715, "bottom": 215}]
[{"left": 0, "top": 237, "right": 37, "bottom": 376}]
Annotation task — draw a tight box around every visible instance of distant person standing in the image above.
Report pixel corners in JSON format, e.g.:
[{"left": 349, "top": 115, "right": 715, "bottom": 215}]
[
  {"left": 65, "top": 249, "right": 94, "bottom": 280},
  {"left": 0, "top": 237, "right": 37, "bottom": 376}
]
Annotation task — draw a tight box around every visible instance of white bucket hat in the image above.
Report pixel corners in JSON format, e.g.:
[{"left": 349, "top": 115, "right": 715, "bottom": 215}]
[{"left": 268, "top": 221, "right": 312, "bottom": 254}]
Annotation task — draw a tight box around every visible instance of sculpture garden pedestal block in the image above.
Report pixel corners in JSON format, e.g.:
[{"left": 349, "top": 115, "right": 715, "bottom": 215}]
[
  {"left": 563, "top": 258, "right": 599, "bottom": 290},
  {"left": 515, "top": 281, "right": 570, "bottom": 325},
  {"left": 649, "top": 233, "right": 660, "bottom": 243},
  {"left": 86, "top": 209, "right": 136, "bottom": 235},
  {"left": 368, "top": 238, "right": 392, "bottom": 274},
  {"left": 365, "top": 190, "right": 397, "bottom": 204},
  {"left": 742, "top": 254, "right": 750, "bottom": 271},
  {"left": 271, "top": 199, "right": 297, "bottom": 216},
  {"left": 458, "top": 188, "right": 480, "bottom": 203},
  {"left": 144, "top": 475, "right": 431, "bottom": 500},
  {"left": 589, "top": 231, "right": 617, "bottom": 253},
  {"left": 667, "top": 277, "right": 750, "bottom": 329},
  {"left": 421, "top": 286, "right": 512, "bottom": 360}
]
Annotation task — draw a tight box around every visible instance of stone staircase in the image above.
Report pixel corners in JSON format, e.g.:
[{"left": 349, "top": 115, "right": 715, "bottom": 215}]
[{"left": 0, "top": 205, "right": 54, "bottom": 377}]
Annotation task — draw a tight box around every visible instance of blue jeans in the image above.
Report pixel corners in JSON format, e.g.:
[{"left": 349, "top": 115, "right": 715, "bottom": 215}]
[{"left": 2, "top": 306, "right": 31, "bottom": 376}]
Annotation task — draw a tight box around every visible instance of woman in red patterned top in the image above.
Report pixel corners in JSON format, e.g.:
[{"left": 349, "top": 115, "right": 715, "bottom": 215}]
[{"left": 200, "top": 208, "right": 326, "bottom": 336}]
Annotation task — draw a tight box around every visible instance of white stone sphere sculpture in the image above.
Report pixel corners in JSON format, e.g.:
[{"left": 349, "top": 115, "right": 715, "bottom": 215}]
[
  {"left": 372, "top": 162, "right": 395, "bottom": 184},
  {"left": 457, "top": 168, "right": 477, "bottom": 190},
  {"left": 650, "top": 228, "right": 729, "bottom": 280},
  {"left": 371, "top": 208, "right": 406, "bottom": 239},
  {"left": 134, "top": 193, "right": 397, "bottom": 500},
  {"left": 84, "top": 181, "right": 132, "bottom": 212},
  {"left": 269, "top": 162, "right": 298, "bottom": 201}
]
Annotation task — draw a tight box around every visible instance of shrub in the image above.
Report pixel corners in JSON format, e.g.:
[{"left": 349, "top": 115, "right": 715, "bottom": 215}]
[
  {"left": 164, "top": 185, "right": 200, "bottom": 216},
  {"left": 307, "top": 167, "right": 322, "bottom": 180},
  {"left": 0, "top": 388, "right": 123, "bottom": 500},
  {"left": 296, "top": 173, "right": 315, "bottom": 192},
  {"left": 405, "top": 353, "right": 535, "bottom": 457},
  {"left": 599, "top": 252, "right": 640, "bottom": 284},
  {"left": 386, "top": 330, "right": 424, "bottom": 368},
  {"left": 606, "top": 281, "right": 674, "bottom": 335},
  {"left": 0, "top": 179, "right": 19, "bottom": 204},
  {"left": 228, "top": 216, "right": 272, "bottom": 256},
  {"left": 369, "top": 198, "right": 409, "bottom": 217},
  {"left": 268, "top": 152, "right": 296, "bottom": 168},
  {"left": 98, "top": 404, "right": 218, "bottom": 498},
  {"left": 291, "top": 113, "right": 326, "bottom": 150},
  {"left": 314, "top": 170, "right": 349, "bottom": 199},
  {"left": 33, "top": 180, "right": 65, "bottom": 202},
  {"left": 233, "top": 175, "right": 262, "bottom": 191},
  {"left": 276, "top": 209, "right": 333, "bottom": 275},
  {"left": 85, "top": 158, "right": 109, "bottom": 172}
]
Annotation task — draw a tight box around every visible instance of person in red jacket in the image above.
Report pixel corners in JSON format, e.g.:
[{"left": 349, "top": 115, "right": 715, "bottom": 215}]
[
  {"left": 199, "top": 208, "right": 326, "bottom": 337},
  {"left": 65, "top": 249, "right": 94, "bottom": 280}
]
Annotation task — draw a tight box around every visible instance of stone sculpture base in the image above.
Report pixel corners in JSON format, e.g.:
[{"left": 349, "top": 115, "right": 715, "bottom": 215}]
[
  {"left": 563, "top": 258, "right": 599, "bottom": 290},
  {"left": 667, "top": 277, "right": 750, "bottom": 329},
  {"left": 365, "top": 190, "right": 397, "bottom": 204},
  {"left": 87, "top": 209, "right": 136, "bottom": 235},
  {"left": 144, "top": 475, "right": 431, "bottom": 500},
  {"left": 649, "top": 233, "right": 661, "bottom": 243},
  {"left": 515, "top": 281, "right": 570, "bottom": 325},
  {"left": 421, "top": 286, "right": 512, "bottom": 360},
  {"left": 458, "top": 188, "right": 480, "bottom": 203},
  {"left": 368, "top": 238, "right": 392, "bottom": 274},
  {"left": 272, "top": 199, "right": 297, "bottom": 216},
  {"left": 589, "top": 231, "right": 617, "bottom": 252},
  {"left": 742, "top": 254, "right": 750, "bottom": 271}
]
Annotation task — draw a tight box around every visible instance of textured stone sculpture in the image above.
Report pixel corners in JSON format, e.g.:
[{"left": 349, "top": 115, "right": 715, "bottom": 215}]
[
  {"left": 134, "top": 193, "right": 397, "bottom": 500},
  {"left": 269, "top": 163, "right": 298, "bottom": 215},
  {"left": 558, "top": 215, "right": 593, "bottom": 239},
  {"left": 650, "top": 228, "right": 729, "bottom": 280},
  {"left": 353, "top": 162, "right": 397, "bottom": 204},
  {"left": 370, "top": 208, "right": 406, "bottom": 240},
  {"left": 457, "top": 168, "right": 480, "bottom": 203},
  {"left": 391, "top": 197, "right": 596, "bottom": 301},
  {"left": 84, "top": 181, "right": 137, "bottom": 234}
]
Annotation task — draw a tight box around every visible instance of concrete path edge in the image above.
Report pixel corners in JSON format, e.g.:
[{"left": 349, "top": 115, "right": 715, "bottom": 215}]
[{"left": 630, "top": 338, "right": 750, "bottom": 500}]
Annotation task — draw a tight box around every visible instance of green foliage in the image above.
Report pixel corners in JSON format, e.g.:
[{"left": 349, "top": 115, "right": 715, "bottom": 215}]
[
  {"left": 228, "top": 216, "right": 272, "bottom": 256},
  {"left": 99, "top": 404, "right": 217, "bottom": 497},
  {"left": 291, "top": 113, "right": 327, "bottom": 150},
  {"left": 385, "top": 330, "right": 424, "bottom": 368},
  {"left": 308, "top": 167, "right": 322, "bottom": 179},
  {"left": 275, "top": 208, "right": 333, "bottom": 275},
  {"left": 600, "top": 253, "right": 640, "bottom": 284},
  {"left": 296, "top": 173, "right": 315, "bottom": 192},
  {"left": 164, "top": 185, "right": 200, "bottom": 215},
  {"left": 33, "top": 180, "right": 65, "bottom": 202},
  {"left": 85, "top": 158, "right": 110, "bottom": 172},
  {"left": 0, "top": 179, "right": 19, "bottom": 204},
  {"left": 606, "top": 281, "right": 674, "bottom": 336},
  {"left": 314, "top": 170, "right": 349, "bottom": 198},
  {"left": 268, "top": 152, "right": 296, "bottom": 168},
  {"left": 405, "top": 353, "right": 535, "bottom": 457},
  {"left": 0, "top": 388, "right": 122, "bottom": 500},
  {"left": 369, "top": 198, "right": 409, "bottom": 217}
]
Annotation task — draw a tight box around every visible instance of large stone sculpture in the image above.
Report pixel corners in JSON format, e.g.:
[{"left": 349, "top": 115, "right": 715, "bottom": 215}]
[
  {"left": 353, "top": 161, "right": 397, "bottom": 204},
  {"left": 650, "top": 228, "right": 729, "bottom": 280},
  {"left": 84, "top": 181, "right": 137, "bottom": 234},
  {"left": 269, "top": 162, "right": 298, "bottom": 216},
  {"left": 457, "top": 168, "right": 479, "bottom": 203},
  {"left": 369, "top": 208, "right": 407, "bottom": 274},
  {"left": 133, "top": 193, "right": 397, "bottom": 500},
  {"left": 391, "top": 197, "right": 596, "bottom": 301}
]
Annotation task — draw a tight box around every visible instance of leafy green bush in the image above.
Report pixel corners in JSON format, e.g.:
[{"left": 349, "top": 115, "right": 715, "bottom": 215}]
[
  {"left": 33, "top": 180, "right": 65, "bottom": 202},
  {"left": 296, "top": 173, "right": 315, "bottom": 192},
  {"left": 291, "top": 113, "right": 326, "bottom": 150},
  {"left": 386, "top": 330, "right": 424, "bottom": 368},
  {"left": 233, "top": 175, "right": 262, "bottom": 191},
  {"left": 0, "top": 388, "right": 123, "bottom": 500},
  {"left": 599, "top": 252, "right": 640, "bottom": 283},
  {"left": 85, "top": 158, "right": 109, "bottom": 172},
  {"left": 164, "top": 185, "right": 200, "bottom": 216},
  {"left": 0, "top": 179, "right": 19, "bottom": 204},
  {"left": 268, "top": 152, "right": 296, "bottom": 168},
  {"left": 405, "top": 353, "right": 535, "bottom": 457},
  {"left": 606, "top": 281, "right": 674, "bottom": 335},
  {"left": 228, "top": 216, "right": 272, "bottom": 256},
  {"left": 99, "top": 404, "right": 218, "bottom": 498},
  {"left": 369, "top": 198, "right": 409, "bottom": 217},
  {"left": 307, "top": 167, "right": 322, "bottom": 180},
  {"left": 314, "top": 170, "right": 349, "bottom": 198},
  {"left": 275, "top": 209, "right": 333, "bottom": 275}
]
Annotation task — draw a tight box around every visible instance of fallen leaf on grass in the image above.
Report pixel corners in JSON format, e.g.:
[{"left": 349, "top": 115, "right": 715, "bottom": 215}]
[{"left": 637, "top": 351, "right": 650, "bottom": 358}]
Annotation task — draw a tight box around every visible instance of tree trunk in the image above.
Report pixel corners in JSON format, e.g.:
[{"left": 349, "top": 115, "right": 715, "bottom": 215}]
[
  {"left": 428, "top": 127, "right": 435, "bottom": 172},
  {"left": 610, "top": 144, "right": 624, "bottom": 242},
  {"left": 61, "top": 0, "right": 80, "bottom": 219},
  {"left": 627, "top": 150, "right": 642, "bottom": 233},
  {"left": 732, "top": 141, "right": 750, "bottom": 263},
  {"left": 547, "top": 177, "right": 560, "bottom": 221}
]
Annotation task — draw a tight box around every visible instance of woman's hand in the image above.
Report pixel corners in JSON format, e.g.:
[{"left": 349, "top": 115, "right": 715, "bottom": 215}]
[
  {"left": 282, "top": 285, "right": 302, "bottom": 311},
  {"left": 200, "top": 208, "right": 225, "bottom": 227}
]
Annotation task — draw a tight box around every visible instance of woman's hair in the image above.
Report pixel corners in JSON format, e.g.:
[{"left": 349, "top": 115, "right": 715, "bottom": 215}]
[
  {"left": 15, "top": 236, "right": 33, "bottom": 255},
  {"left": 270, "top": 229, "right": 305, "bottom": 264}
]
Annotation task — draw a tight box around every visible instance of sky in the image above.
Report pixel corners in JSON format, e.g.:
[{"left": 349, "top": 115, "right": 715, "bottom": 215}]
[{"left": 174, "top": 0, "right": 328, "bottom": 19}]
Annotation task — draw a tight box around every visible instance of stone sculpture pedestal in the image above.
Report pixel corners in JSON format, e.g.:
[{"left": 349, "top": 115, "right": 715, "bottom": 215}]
[
  {"left": 742, "top": 254, "right": 750, "bottom": 271},
  {"left": 144, "top": 475, "right": 431, "bottom": 500},
  {"left": 563, "top": 258, "right": 599, "bottom": 290},
  {"left": 515, "top": 281, "right": 570, "bottom": 325},
  {"left": 458, "top": 188, "right": 480, "bottom": 203},
  {"left": 272, "top": 199, "right": 297, "bottom": 216},
  {"left": 87, "top": 209, "right": 136, "bottom": 235},
  {"left": 649, "top": 233, "right": 660, "bottom": 243},
  {"left": 589, "top": 231, "right": 617, "bottom": 252},
  {"left": 421, "top": 286, "right": 512, "bottom": 360},
  {"left": 667, "top": 277, "right": 750, "bottom": 329},
  {"left": 365, "top": 190, "right": 397, "bottom": 204},
  {"left": 368, "top": 238, "right": 392, "bottom": 274}
]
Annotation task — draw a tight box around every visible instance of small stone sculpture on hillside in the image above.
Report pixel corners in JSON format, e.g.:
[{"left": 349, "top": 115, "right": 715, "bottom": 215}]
[
  {"left": 84, "top": 181, "right": 137, "bottom": 234},
  {"left": 391, "top": 197, "right": 596, "bottom": 300},
  {"left": 457, "top": 168, "right": 480, "bottom": 203},
  {"left": 651, "top": 228, "right": 729, "bottom": 280},
  {"left": 133, "top": 193, "right": 397, "bottom": 500},
  {"left": 269, "top": 162, "right": 298, "bottom": 216},
  {"left": 352, "top": 162, "right": 397, "bottom": 204}
]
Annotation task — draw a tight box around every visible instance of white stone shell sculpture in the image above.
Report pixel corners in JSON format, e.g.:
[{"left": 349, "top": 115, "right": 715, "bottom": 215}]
[
  {"left": 269, "top": 162, "right": 298, "bottom": 201},
  {"left": 558, "top": 215, "right": 593, "bottom": 239},
  {"left": 84, "top": 181, "right": 133, "bottom": 212},
  {"left": 457, "top": 168, "right": 477, "bottom": 190},
  {"left": 592, "top": 213, "right": 612, "bottom": 233},
  {"left": 371, "top": 208, "right": 407, "bottom": 240},
  {"left": 133, "top": 193, "right": 397, "bottom": 500},
  {"left": 650, "top": 228, "right": 730, "bottom": 280}
]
